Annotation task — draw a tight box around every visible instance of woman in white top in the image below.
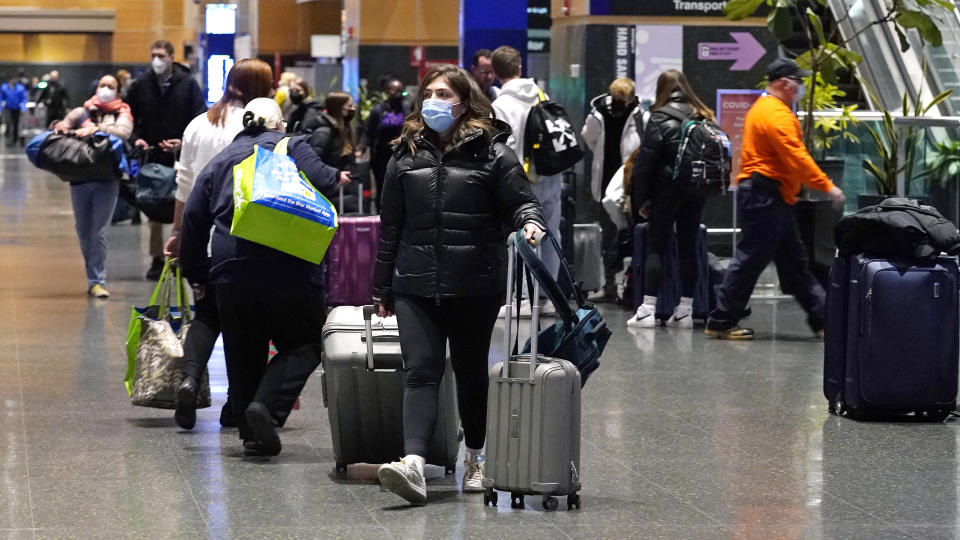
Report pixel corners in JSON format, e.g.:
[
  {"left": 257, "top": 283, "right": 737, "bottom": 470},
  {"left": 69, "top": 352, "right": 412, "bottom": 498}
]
[{"left": 165, "top": 58, "right": 276, "bottom": 430}]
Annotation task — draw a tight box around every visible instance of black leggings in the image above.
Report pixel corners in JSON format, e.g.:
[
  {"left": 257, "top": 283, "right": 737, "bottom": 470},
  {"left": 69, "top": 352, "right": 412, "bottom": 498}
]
[
  {"left": 393, "top": 293, "right": 501, "bottom": 457},
  {"left": 644, "top": 182, "right": 705, "bottom": 298}
]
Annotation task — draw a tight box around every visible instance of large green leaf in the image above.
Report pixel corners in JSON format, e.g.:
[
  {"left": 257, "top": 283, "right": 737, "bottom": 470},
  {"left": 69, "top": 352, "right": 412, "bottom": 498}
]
[
  {"left": 724, "top": 0, "right": 767, "bottom": 20},
  {"left": 896, "top": 10, "right": 944, "bottom": 47},
  {"left": 767, "top": 6, "right": 793, "bottom": 40},
  {"left": 807, "top": 8, "right": 827, "bottom": 45}
]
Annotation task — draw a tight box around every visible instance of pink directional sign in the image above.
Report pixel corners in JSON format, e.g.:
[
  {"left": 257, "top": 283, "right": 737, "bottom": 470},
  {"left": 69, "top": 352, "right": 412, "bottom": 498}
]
[{"left": 697, "top": 32, "right": 766, "bottom": 71}]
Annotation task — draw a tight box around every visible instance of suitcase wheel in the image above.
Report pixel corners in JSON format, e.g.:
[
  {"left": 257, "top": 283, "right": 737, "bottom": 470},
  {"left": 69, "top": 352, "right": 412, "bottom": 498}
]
[
  {"left": 510, "top": 493, "right": 525, "bottom": 509},
  {"left": 567, "top": 493, "right": 581, "bottom": 510},
  {"left": 483, "top": 489, "right": 498, "bottom": 507},
  {"left": 445, "top": 464, "right": 456, "bottom": 475},
  {"left": 542, "top": 496, "right": 559, "bottom": 512},
  {"left": 927, "top": 409, "right": 951, "bottom": 422},
  {"left": 335, "top": 462, "right": 348, "bottom": 474}
]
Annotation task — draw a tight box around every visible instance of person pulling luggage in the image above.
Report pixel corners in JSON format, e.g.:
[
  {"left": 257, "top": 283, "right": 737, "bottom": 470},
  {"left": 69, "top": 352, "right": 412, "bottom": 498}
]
[
  {"left": 179, "top": 98, "right": 350, "bottom": 456},
  {"left": 627, "top": 70, "right": 715, "bottom": 328},
  {"left": 372, "top": 64, "right": 546, "bottom": 504}
]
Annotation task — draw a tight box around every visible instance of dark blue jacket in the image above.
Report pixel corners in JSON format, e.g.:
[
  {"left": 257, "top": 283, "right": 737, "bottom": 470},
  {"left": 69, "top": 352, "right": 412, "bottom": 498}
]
[{"left": 180, "top": 128, "right": 340, "bottom": 286}]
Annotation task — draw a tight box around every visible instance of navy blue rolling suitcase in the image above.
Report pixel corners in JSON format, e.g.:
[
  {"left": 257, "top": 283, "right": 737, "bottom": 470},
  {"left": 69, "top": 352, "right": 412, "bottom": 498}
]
[
  {"left": 824, "top": 254, "right": 959, "bottom": 420},
  {"left": 631, "top": 223, "right": 712, "bottom": 321}
]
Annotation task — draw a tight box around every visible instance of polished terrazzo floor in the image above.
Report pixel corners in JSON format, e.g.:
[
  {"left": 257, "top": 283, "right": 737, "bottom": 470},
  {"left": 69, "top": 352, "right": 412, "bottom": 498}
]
[{"left": 2, "top": 149, "right": 960, "bottom": 540}]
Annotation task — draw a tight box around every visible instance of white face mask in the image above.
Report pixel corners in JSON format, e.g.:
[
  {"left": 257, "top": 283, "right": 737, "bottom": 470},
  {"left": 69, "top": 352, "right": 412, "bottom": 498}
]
[
  {"left": 151, "top": 57, "right": 170, "bottom": 76},
  {"left": 97, "top": 87, "right": 116, "bottom": 103},
  {"left": 795, "top": 84, "right": 806, "bottom": 103}
]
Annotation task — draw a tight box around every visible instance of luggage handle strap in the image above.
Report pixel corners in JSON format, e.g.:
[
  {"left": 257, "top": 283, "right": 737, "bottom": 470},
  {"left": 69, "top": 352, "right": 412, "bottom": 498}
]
[{"left": 362, "top": 305, "right": 403, "bottom": 371}]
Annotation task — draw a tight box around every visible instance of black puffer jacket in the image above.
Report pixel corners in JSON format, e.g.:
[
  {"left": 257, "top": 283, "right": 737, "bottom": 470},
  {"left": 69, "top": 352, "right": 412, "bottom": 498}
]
[
  {"left": 630, "top": 93, "right": 695, "bottom": 222},
  {"left": 835, "top": 198, "right": 960, "bottom": 260},
  {"left": 373, "top": 120, "right": 546, "bottom": 306},
  {"left": 303, "top": 112, "right": 354, "bottom": 171}
]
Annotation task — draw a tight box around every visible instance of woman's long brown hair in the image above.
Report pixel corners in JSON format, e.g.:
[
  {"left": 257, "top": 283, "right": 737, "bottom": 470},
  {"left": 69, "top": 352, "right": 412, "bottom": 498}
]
[
  {"left": 395, "top": 64, "right": 494, "bottom": 155},
  {"left": 324, "top": 91, "right": 355, "bottom": 156},
  {"left": 652, "top": 69, "right": 715, "bottom": 122},
  {"left": 207, "top": 59, "right": 274, "bottom": 127}
]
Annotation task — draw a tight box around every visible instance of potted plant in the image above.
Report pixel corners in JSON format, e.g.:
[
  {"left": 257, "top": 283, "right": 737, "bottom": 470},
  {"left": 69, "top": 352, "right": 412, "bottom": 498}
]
[
  {"left": 922, "top": 138, "right": 960, "bottom": 224},
  {"left": 725, "top": 0, "right": 951, "bottom": 152},
  {"left": 859, "top": 74, "right": 953, "bottom": 207}
]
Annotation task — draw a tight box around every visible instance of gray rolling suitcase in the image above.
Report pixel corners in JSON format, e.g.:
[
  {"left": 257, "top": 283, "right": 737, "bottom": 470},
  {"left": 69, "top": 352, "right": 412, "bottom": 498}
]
[
  {"left": 483, "top": 232, "right": 583, "bottom": 511},
  {"left": 320, "top": 305, "right": 460, "bottom": 474},
  {"left": 573, "top": 222, "right": 603, "bottom": 292}
]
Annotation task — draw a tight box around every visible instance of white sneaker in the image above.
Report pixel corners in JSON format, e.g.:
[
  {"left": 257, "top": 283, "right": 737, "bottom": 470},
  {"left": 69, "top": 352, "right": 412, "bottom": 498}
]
[
  {"left": 497, "top": 299, "right": 532, "bottom": 319},
  {"left": 378, "top": 458, "right": 427, "bottom": 504},
  {"left": 626, "top": 304, "right": 657, "bottom": 328},
  {"left": 462, "top": 457, "right": 485, "bottom": 493},
  {"left": 665, "top": 307, "right": 694, "bottom": 328},
  {"left": 537, "top": 298, "right": 556, "bottom": 317}
]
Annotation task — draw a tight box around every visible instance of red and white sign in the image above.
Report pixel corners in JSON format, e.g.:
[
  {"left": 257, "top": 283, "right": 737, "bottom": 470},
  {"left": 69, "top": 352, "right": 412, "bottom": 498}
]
[
  {"left": 410, "top": 46, "right": 424, "bottom": 67},
  {"left": 716, "top": 89, "right": 764, "bottom": 181}
]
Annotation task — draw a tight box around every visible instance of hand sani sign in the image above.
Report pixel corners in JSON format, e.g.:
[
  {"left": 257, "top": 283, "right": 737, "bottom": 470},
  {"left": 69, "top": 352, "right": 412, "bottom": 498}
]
[{"left": 231, "top": 138, "right": 338, "bottom": 264}]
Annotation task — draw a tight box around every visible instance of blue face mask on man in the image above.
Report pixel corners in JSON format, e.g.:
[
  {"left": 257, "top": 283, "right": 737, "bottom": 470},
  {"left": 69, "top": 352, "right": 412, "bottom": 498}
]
[{"left": 421, "top": 98, "right": 461, "bottom": 133}]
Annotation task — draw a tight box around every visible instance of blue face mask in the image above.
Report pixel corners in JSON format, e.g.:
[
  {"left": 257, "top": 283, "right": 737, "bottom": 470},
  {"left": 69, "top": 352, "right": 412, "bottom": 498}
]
[{"left": 421, "top": 98, "right": 461, "bottom": 133}]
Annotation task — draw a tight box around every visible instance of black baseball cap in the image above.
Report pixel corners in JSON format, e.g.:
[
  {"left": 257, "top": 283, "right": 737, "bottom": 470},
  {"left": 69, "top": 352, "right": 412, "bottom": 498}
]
[{"left": 767, "top": 58, "right": 810, "bottom": 81}]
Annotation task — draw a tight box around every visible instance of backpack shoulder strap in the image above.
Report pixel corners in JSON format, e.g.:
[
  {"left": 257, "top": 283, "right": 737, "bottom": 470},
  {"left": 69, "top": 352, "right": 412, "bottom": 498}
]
[{"left": 274, "top": 136, "right": 291, "bottom": 156}]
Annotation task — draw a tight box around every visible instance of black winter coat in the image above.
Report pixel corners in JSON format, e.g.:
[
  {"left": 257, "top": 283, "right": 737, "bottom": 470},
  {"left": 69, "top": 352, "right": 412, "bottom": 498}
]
[
  {"left": 630, "top": 94, "right": 695, "bottom": 223},
  {"left": 835, "top": 198, "right": 960, "bottom": 260},
  {"left": 286, "top": 100, "right": 322, "bottom": 134},
  {"left": 303, "top": 112, "right": 354, "bottom": 171},
  {"left": 179, "top": 128, "right": 341, "bottom": 286},
  {"left": 373, "top": 121, "right": 546, "bottom": 306},
  {"left": 126, "top": 63, "right": 206, "bottom": 163}
]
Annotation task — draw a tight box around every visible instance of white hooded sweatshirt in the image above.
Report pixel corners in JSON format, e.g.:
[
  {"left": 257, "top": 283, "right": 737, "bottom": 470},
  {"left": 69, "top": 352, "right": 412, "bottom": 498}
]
[{"left": 491, "top": 77, "right": 550, "bottom": 179}]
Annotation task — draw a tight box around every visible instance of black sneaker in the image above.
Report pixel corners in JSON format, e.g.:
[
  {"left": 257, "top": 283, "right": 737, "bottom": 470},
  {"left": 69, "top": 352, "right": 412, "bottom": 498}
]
[
  {"left": 245, "top": 402, "right": 281, "bottom": 456},
  {"left": 145, "top": 257, "right": 164, "bottom": 280},
  {"left": 174, "top": 376, "right": 198, "bottom": 430},
  {"left": 704, "top": 319, "right": 754, "bottom": 340}
]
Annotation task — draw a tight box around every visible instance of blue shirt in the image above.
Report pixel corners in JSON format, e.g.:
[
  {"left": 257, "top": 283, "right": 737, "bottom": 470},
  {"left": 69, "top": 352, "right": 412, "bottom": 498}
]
[{"left": 0, "top": 83, "right": 27, "bottom": 111}]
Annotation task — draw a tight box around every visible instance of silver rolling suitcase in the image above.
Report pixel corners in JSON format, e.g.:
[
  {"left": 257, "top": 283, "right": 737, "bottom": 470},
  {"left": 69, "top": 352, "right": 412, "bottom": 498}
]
[
  {"left": 573, "top": 222, "right": 604, "bottom": 292},
  {"left": 320, "top": 305, "right": 461, "bottom": 474},
  {"left": 483, "top": 232, "right": 582, "bottom": 511}
]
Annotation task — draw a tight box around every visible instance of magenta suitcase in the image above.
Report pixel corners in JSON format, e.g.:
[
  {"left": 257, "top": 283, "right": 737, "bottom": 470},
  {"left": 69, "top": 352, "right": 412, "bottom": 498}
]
[{"left": 325, "top": 183, "right": 381, "bottom": 307}]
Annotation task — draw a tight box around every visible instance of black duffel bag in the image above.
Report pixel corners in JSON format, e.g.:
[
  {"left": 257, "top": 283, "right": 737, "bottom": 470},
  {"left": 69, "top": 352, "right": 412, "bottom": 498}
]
[
  {"left": 135, "top": 148, "right": 176, "bottom": 224},
  {"left": 36, "top": 133, "right": 118, "bottom": 182}
]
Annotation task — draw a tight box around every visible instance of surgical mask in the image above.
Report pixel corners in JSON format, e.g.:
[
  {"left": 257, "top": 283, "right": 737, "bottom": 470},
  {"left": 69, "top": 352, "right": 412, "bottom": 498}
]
[
  {"left": 151, "top": 57, "right": 170, "bottom": 76},
  {"left": 795, "top": 83, "right": 806, "bottom": 104},
  {"left": 97, "top": 87, "right": 116, "bottom": 103},
  {"left": 289, "top": 91, "right": 304, "bottom": 105},
  {"left": 343, "top": 110, "right": 356, "bottom": 122},
  {"left": 421, "top": 98, "right": 460, "bottom": 133}
]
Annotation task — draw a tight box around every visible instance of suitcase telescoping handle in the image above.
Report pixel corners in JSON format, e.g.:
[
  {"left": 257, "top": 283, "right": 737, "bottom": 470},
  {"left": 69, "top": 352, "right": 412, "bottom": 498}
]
[
  {"left": 503, "top": 229, "right": 547, "bottom": 382},
  {"left": 339, "top": 179, "right": 365, "bottom": 215},
  {"left": 361, "top": 304, "right": 402, "bottom": 371}
]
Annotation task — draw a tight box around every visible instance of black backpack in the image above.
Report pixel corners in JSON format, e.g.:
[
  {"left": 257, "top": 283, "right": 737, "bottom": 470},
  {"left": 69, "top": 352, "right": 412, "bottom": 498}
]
[
  {"left": 660, "top": 107, "right": 732, "bottom": 197},
  {"left": 523, "top": 89, "right": 584, "bottom": 176}
]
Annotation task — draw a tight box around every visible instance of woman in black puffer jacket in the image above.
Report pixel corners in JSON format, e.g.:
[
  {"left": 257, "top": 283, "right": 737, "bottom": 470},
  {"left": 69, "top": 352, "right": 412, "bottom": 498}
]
[
  {"left": 372, "top": 64, "right": 545, "bottom": 505},
  {"left": 628, "top": 69, "right": 716, "bottom": 329}
]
